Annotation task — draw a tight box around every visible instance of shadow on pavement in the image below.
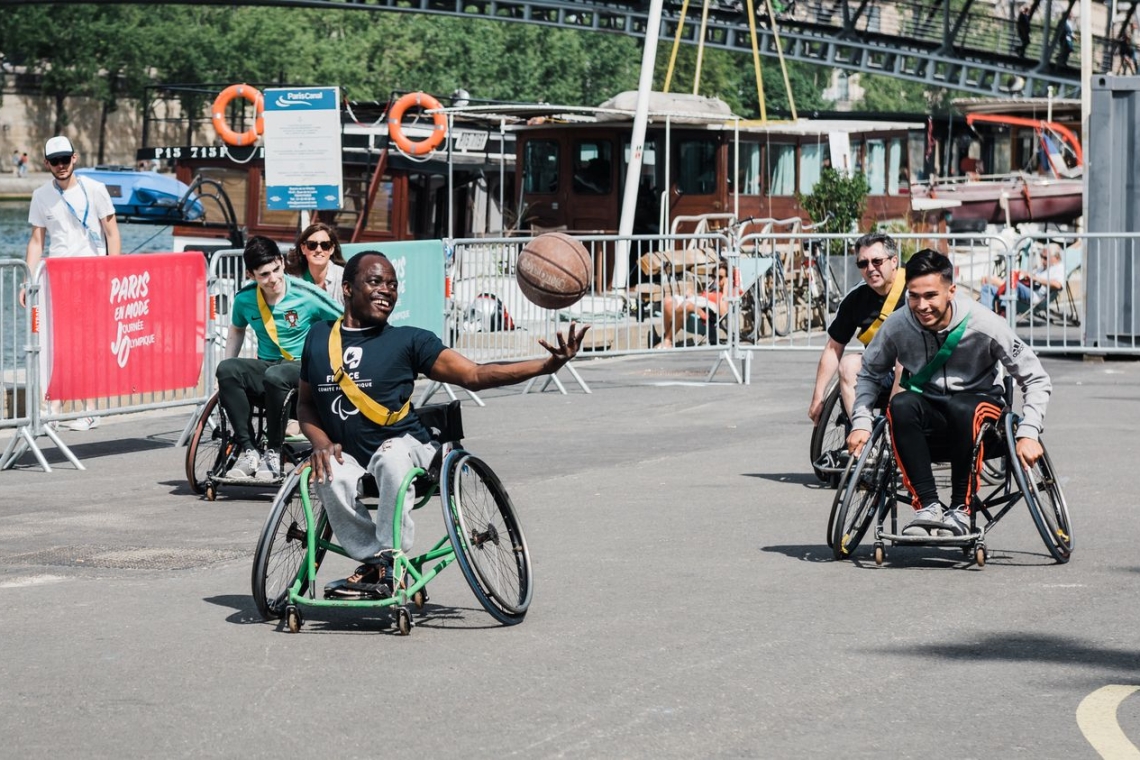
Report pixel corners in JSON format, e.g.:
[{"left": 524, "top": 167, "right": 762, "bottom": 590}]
[{"left": 879, "top": 632, "right": 1140, "bottom": 675}]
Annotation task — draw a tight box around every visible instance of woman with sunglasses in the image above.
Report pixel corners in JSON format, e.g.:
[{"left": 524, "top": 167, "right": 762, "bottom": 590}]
[{"left": 286, "top": 222, "right": 347, "bottom": 306}]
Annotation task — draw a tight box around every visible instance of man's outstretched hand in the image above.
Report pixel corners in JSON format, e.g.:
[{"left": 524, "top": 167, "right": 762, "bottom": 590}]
[{"left": 538, "top": 322, "right": 590, "bottom": 368}]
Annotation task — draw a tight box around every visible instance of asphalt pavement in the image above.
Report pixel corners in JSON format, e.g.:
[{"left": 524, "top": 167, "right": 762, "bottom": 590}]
[{"left": 1, "top": 349, "right": 1137, "bottom": 759}]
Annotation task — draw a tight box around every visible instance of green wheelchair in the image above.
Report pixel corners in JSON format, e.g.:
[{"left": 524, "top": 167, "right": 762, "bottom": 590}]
[{"left": 250, "top": 402, "right": 532, "bottom": 634}]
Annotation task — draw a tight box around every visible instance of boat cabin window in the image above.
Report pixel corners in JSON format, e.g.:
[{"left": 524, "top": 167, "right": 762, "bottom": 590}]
[
  {"left": 625, "top": 138, "right": 663, "bottom": 234},
  {"left": 407, "top": 172, "right": 445, "bottom": 238},
  {"left": 572, "top": 140, "right": 613, "bottom": 195},
  {"left": 733, "top": 142, "right": 762, "bottom": 196},
  {"left": 888, "top": 137, "right": 905, "bottom": 195},
  {"left": 850, "top": 140, "right": 864, "bottom": 175},
  {"left": 766, "top": 143, "right": 796, "bottom": 196},
  {"left": 523, "top": 140, "right": 559, "bottom": 194},
  {"left": 799, "top": 142, "right": 832, "bottom": 195},
  {"left": 677, "top": 138, "right": 717, "bottom": 195}
]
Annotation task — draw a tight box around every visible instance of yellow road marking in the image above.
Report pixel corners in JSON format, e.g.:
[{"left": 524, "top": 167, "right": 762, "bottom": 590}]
[{"left": 1077, "top": 685, "right": 1140, "bottom": 759}]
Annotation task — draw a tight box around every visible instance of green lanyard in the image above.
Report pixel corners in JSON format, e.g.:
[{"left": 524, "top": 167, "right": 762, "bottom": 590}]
[{"left": 900, "top": 312, "right": 971, "bottom": 394}]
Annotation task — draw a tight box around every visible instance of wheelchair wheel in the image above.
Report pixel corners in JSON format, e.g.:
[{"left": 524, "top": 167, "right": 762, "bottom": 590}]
[
  {"left": 442, "top": 452, "right": 532, "bottom": 625},
  {"left": 810, "top": 382, "right": 848, "bottom": 485},
  {"left": 1011, "top": 437, "right": 1073, "bottom": 563},
  {"left": 832, "top": 419, "right": 893, "bottom": 561},
  {"left": 826, "top": 453, "right": 857, "bottom": 548},
  {"left": 185, "top": 393, "right": 233, "bottom": 494},
  {"left": 251, "top": 467, "right": 332, "bottom": 620},
  {"left": 764, "top": 264, "right": 793, "bottom": 337}
]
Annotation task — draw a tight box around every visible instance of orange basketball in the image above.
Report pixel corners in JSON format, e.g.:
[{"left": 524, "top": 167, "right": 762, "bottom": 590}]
[{"left": 515, "top": 232, "right": 592, "bottom": 310}]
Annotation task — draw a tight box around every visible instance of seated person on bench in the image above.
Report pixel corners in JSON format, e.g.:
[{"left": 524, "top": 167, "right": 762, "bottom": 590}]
[
  {"left": 217, "top": 236, "right": 343, "bottom": 481},
  {"left": 808, "top": 232, "right": 906, "bottom": 427},
  {"left": 297, "top": 251, "right": 588, "bottom": 599},
  {"left": 979, "top": 244, "right": 1064, "bottom": 314},
  {"left": 653, "top": 260, "right": 729, "bottom": 349},
  {"left": 847, "top": 250, "right": 1052, "bottom": 538}
]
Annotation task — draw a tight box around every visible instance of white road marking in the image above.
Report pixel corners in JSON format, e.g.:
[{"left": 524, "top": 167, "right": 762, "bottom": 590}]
[
  {"left": 1077, "top": 685, "right": 1140, "bottom": 759},
  {"left": 0, "top": 574, "right": 68, "bottom": 589}
]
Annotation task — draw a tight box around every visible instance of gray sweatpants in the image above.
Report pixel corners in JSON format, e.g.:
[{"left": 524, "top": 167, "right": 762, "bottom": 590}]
[{"left": 314, "top": 435, "right": 439, "bottom": 562}]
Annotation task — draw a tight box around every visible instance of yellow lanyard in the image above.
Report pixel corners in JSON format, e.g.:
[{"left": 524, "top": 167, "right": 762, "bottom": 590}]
[
  {"left": 858, "top": 271, "right": 906, "bottom": 346},
  {"left": 328, "top": 318, "right": 411, "bottom": 426},
  {"left": 257, "top": 287, "right": 293, "bottom": 360}
]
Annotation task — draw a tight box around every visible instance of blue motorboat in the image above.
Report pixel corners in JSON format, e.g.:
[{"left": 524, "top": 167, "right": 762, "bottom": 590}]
[{"left": 76, "top": 166, "right": 205, "bottom": 222}]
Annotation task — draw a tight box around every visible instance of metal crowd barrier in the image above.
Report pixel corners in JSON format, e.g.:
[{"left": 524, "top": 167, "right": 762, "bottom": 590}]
[
  {"left": 0, "top": 260, "right": 33, "bottom": 436},
  {"left": 448, "top": 229, "right": 1140, "bottom": 381},
  {"left": 1, "top": 254, "right": 216, "bottom": 472}
]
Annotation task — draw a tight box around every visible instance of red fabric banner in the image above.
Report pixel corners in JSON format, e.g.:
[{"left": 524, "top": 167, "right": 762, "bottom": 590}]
[{"left": 44, "top": 253, "right": 206, "bottom": 401}]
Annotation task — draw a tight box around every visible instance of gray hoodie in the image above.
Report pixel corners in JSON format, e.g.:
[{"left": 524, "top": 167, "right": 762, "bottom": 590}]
[{"left": 851, "top": 296, "right": 1051, "bottom": 440}]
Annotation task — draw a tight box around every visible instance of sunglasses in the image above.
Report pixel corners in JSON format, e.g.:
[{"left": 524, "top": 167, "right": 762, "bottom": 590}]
[
  {"left": 856, "top": 256, "right": 891, "bottom": 270},
  {"left": 303, "top": 240, "right": 334, "bottom": 252},
  {"left": 46, "top": 156, "right": 73, "bottom": 167}
]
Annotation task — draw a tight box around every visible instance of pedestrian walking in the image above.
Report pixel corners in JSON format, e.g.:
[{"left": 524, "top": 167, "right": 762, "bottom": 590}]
[{"left": 21, "top": 136, "right": 121, "bottom": 431}]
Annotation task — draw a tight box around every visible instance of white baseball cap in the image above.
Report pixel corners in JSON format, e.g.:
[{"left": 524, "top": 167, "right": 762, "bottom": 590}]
[{"left": 44, "top": 136, "right": 75, "bottom": 160}]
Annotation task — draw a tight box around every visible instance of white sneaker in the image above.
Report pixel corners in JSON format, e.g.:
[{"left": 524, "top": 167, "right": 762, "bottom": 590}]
[
  {"left": 68, "top": 416, "right": 99, "bottom": 431},
  {"left": 226, "top": 448, "right": 261, "bottom": 479},
  {"left": 902, "top": 503, "right": 945, "bottom": 536},
  {"left": 256, "top": 450, "right": 281, "bottom": 481}
]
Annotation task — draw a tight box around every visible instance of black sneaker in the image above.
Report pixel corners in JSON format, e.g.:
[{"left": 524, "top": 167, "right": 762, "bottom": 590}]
[{"left": 324, "top": 563, "right": 394, "bottom": 599}]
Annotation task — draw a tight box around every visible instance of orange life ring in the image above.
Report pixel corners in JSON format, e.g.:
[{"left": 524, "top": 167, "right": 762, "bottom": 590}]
[
  {"left": 212, "top": 84, "right": 264, "bottom": 147},
  {"left": 388, "top": 92, "right": 447, "bottom": 156}
]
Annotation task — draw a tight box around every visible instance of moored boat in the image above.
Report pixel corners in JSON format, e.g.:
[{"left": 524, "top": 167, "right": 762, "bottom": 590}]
[{"left": 75, "top": 166, "right": 204, "bottom": 222}]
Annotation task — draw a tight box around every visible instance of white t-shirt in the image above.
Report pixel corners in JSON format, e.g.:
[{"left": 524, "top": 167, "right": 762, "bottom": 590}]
[{"left": 28, "top": 175, "right": 116, "bottom": 257}]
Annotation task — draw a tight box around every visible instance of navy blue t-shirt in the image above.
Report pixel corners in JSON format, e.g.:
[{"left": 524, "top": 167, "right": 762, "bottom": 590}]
[{"left": 300, "top": 320, "right": 446, "bottom": 463}]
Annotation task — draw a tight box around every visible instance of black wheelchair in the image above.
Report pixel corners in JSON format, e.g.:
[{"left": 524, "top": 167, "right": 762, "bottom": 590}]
[
  {"left": 809, "top": 379, "right": 848, "bottom": 488},
  {"left": 250, "top": 401, "right": 532, "bottom": 634},
  {"left": 829, "top": 384, "right": 1072, "bottom": 567},
  {"left": 185, "top": 389, "right": 310, "bottom": 501}
]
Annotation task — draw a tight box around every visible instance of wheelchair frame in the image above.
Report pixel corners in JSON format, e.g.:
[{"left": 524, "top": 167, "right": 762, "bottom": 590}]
[
  {"left": 185, "top": 389, "right": 309, "bottom": 501},
  {"left": 250, "top": 408, "right": 532, "bottom": 635},
  {"left": 830, "top": 405, "right": 1072, "bottom": 567}
]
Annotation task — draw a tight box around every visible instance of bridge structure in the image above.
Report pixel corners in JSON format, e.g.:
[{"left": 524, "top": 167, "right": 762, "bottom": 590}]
[{"left": 11, "top": 0, "right": 1138, "bottom": 98}]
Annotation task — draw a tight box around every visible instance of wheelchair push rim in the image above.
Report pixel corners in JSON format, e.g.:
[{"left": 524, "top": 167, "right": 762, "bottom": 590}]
[{"left": 442, "top": 451, "right": 533, "bottom": 624}]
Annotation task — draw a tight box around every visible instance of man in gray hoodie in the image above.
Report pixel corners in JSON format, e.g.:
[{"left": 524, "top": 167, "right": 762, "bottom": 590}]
[{"left": 846, "top": 249, "right": 1051, "bottom": 538}]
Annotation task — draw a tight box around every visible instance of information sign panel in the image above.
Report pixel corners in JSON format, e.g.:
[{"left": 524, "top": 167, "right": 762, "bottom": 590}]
[{"left": 263, "top": 86, "right": 343, "bottom": 210}]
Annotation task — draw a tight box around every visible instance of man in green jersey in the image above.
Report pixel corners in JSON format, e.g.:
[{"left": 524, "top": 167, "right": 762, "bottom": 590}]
[{"left": 218, "top": 236, "right": 342, "bottom": 480}]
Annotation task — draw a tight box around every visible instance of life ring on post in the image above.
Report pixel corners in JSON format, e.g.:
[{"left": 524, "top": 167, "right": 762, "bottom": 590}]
[
  {"left": 212, "top": 84, "right": 265, "bottom": 147},
  {"left": 388, "top": 92, "right": 447, "bottom": 156}
]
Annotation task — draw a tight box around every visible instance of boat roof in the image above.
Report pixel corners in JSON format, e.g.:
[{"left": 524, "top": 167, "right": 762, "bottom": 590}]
[{"left": 952, "top": 97, "right": 1081, "bottom": 121}]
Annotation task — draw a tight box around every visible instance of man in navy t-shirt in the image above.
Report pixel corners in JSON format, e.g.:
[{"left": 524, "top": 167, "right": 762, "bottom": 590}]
[{"left": 298, "top": 250, "right": 587, "bottom": 599}]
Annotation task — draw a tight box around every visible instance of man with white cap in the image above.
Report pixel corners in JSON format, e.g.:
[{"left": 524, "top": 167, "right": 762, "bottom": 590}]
[{"left": 22, "top": 135, "right": 121, "bottom": 431}]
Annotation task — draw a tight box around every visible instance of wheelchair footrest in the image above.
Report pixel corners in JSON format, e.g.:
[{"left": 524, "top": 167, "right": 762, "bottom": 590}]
[
  {"left": 880, "top": 530, "right": 983, "bottom": 545},
  {"left": 210, "top": 474, "right": 286, "bottom": 487}
]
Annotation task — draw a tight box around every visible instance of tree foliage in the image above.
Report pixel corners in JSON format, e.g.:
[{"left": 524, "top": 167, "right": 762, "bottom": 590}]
[{"left": 1, "top": 5, "right": 881, "bottom": 133}]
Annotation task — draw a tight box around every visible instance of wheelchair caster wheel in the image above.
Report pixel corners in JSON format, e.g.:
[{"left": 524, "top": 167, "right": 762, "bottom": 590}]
[
  {"left": 412, "top": 588, "right": 428, "bottom": 611},
  {"left": 873, "top": 544, "right": 884, "bottom": 565},
  {"left": 205, "top": 484, "right": 217, "bottom": 501},
  {"left": 396, "top": 608, "right": 413, "bottom": 636},
  {"left": 286, "top": 606, "right": 302, "bottom": 633},
  {"left": 975, "top": 546, "right": 987, "bottom": 567}
]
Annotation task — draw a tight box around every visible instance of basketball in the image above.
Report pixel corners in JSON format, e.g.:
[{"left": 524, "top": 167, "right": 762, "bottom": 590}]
[{"left": 515, "top": 232, "right": 592, "bottom": 310}]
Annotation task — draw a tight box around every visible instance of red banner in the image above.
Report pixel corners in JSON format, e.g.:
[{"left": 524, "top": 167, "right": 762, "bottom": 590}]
[{"left": 44, "top": 253, "right": 206, "bottom": 401}]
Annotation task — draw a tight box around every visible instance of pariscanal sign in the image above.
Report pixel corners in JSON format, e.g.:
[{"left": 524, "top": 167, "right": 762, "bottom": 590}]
[{"left": 263, "top": 86, "right": 343, "bottom": 211}]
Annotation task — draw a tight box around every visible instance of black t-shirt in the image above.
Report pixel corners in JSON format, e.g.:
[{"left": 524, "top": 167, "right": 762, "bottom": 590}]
[
  {"left": 300, "top": 320, "right": 446, "bottom": 463},
  {"left": 827, "top": 282, "right": 908, "bottom": 344}
]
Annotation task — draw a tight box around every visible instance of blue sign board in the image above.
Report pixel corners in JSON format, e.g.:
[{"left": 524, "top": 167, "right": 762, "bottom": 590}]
[{"left": 263, "top": 86, "right": 343, "bottom": 211}]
